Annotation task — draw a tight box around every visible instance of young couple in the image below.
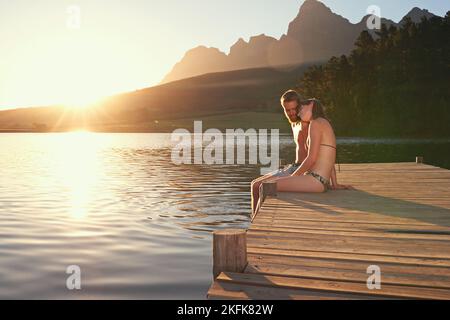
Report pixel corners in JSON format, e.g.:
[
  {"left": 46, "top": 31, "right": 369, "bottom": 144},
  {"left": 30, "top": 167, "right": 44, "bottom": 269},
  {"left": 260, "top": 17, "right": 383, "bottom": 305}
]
[{"left": 251, "top": 90, "right": 353, "bottom": 215}]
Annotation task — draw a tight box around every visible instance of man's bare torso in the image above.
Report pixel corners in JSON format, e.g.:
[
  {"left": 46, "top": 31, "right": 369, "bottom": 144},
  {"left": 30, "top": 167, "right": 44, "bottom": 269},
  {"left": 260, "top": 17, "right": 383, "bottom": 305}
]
[{"left": 292, "top": 121, "right": 309, "bottom": 164}]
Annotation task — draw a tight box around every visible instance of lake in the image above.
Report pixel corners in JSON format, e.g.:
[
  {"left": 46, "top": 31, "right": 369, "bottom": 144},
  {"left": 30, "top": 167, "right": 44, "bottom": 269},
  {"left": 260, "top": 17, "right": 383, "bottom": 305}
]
[{"left": 1, "top": 132, "right": 449, "bottom": 299}]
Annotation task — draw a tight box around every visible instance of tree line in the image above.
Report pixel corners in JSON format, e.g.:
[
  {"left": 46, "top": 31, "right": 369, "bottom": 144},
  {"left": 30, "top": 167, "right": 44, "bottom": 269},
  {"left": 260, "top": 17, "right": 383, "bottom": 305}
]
[{"left": 298, "top": 13, "right": 450, "bottom": 137}]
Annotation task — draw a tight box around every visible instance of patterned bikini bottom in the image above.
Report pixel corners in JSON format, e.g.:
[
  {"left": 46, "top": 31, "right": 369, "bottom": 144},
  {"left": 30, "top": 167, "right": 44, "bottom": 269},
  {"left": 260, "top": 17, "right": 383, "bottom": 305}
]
[{"left": 305, "top": 171, "right": 331, "bottom": 192}]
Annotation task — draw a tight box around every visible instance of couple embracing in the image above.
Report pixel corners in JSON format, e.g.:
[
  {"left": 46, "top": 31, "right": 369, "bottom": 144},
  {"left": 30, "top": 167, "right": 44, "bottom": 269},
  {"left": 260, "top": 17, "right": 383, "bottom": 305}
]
[{"left": 251, "top": 90, "right": 353, "bottom": 215}]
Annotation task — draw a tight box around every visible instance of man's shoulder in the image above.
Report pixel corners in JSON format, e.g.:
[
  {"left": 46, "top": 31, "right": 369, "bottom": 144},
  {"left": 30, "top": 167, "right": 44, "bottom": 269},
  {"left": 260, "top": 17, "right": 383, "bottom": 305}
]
[{"left": 291, "top": 122, "right": 302, "bottom": 131}]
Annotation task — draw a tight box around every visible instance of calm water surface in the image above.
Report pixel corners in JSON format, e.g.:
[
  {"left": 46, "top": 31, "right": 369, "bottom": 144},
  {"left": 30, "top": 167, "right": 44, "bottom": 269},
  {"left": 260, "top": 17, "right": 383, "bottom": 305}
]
[{"left": 1, "top": 133, "right": 449, "bottom": 299}]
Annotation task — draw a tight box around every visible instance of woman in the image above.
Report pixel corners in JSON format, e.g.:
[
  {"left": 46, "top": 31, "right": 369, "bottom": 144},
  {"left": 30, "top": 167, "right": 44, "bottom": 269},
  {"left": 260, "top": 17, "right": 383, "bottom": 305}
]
[{"left": 275, "top": 98, "right": 352, "bottom": 193}]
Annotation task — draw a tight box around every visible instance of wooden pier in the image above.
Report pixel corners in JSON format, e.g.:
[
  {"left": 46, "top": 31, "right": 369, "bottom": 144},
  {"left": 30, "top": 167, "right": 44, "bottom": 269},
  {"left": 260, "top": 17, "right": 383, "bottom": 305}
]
[{"left": 207, "top": 160, "right": 450, "bottom": 299}]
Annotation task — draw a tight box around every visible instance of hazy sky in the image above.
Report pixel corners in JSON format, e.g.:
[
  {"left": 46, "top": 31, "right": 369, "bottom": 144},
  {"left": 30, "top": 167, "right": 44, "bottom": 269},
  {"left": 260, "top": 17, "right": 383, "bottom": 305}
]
[{"left": 0, "top": 0, "right": 448, "bottom": 110}]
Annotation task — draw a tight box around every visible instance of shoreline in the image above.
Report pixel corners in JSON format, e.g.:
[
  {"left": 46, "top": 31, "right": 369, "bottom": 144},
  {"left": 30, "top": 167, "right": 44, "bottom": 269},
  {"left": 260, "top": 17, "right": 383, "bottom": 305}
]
[{"left": 1, "top": 129, "right": 449, "bottom": 140}]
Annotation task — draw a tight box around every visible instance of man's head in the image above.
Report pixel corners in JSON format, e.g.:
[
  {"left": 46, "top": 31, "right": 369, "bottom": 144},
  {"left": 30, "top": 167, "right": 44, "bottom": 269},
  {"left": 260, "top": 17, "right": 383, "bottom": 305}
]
[{"left": 280, "top": 90, "right": 303, "bottom": 124}]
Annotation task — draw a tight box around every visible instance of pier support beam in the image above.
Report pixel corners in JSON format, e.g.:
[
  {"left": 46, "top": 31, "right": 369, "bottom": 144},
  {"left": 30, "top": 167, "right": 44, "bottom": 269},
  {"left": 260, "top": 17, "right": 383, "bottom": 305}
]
[
  {"left": 252, "top": 182, "right": 278, "bottom": 221},
  {"left": 213, "top": 229, "right": 247, "bottom": 279},
  {"left": 261, "top": 182, "right": 277, "bottom": 200}
]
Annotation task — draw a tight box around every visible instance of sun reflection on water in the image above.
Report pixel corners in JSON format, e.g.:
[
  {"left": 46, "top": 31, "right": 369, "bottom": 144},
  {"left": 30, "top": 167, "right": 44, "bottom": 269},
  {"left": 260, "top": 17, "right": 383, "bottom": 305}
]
[{"left": 54, "top": 131, "right": 101, "bottom": 220}]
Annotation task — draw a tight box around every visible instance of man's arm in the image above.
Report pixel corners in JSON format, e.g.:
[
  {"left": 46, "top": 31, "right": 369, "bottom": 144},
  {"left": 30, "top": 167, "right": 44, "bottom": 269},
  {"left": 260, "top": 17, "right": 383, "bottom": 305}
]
[{"left": 297, "top": 145, "right": 307, "bottom": 165}]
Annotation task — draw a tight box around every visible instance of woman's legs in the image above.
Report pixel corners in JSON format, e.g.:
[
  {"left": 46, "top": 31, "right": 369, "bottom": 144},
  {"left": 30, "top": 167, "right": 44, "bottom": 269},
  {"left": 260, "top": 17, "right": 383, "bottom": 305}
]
[{"left": 276, "top": 174, "right": 325, "bottom": 193}]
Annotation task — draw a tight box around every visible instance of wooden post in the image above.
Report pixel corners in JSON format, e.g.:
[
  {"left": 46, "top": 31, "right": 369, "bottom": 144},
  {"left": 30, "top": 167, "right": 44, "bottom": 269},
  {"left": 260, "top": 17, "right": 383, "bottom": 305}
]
[
  {"left": 261, "top": 182, "right": 277, "bottom": 201},
  {"left": 213, "top": 229, "right": 247, "bottom": 279},
  {"left": 252, "top": 182, "right": 278, "bottom": 221},
  {"left": 416, "top": 156, "right": 424, "bottom": 164}
]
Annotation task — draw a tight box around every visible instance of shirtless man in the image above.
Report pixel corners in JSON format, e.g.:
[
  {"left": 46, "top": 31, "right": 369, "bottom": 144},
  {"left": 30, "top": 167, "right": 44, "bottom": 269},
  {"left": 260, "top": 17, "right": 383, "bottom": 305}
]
[
  {"left": 251, "top": 91, "right": 352, "bottom": 215},
  {"left": 250, "top": 90, "right": 309, "bottom": 215},
  {"left": 276, "top": 98, "right": 352, "bottom": 194}
]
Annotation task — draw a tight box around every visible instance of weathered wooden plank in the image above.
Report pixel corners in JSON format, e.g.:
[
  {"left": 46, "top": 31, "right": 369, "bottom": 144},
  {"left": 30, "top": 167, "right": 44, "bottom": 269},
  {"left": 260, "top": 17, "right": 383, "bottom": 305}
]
[
  {"left": 248, "top": 229, "right": 450, "bottom": 247},
  {"left": 247, "top": 235, "right": 450, "bottom": 259},
  {"left": 334, "top": 163, "right": 436, "bottom": 169},
  {"left": 248, "top": 227, "right": 450, "bottom": 241},
  {"left": 261, "top": 201, "right": 449, "bottom": 210},
  {"left": 245, "top": 262, "right": 450, "bottom": 289},
  {"left": 247, "top": 254, "right": 450, "bottom": 277},
  {"left": 259, "top": 209, "right": 450, "bottom": 221},
  {"left": 207, "top": 280, "right": 379, "bottom": 300},
  {"left": 332, "top": 177, "right": 450, "bottom": 181},
  {"left": 255, "top": 217, "right": 450, "bottom": 230},
  {"left": 252, "top": 218, "right": 450, "bottom": 232},
  {"left": 257, "top": 211, "right": 450, "bottom": 226},
  {"left": 247, "top": 247, "right": 450, "bottom": 268},
  {"left": 254, "top": 212, "right": 449, "bottom": 225},
  {"left": 247, "top": 236, "right": 450, "bottom": 259},
  {"left": 217, "top": 272, "right": 450, "bottom": 299},
  {"left": 263, "top": 198, "right": 450, "bottom": 208}
]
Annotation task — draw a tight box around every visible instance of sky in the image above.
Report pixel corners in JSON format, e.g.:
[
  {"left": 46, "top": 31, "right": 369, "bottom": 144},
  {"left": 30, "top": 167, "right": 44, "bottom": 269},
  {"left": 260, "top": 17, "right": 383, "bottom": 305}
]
[{"left": 0, "top": 0, "right": 448, "bottom": 110}]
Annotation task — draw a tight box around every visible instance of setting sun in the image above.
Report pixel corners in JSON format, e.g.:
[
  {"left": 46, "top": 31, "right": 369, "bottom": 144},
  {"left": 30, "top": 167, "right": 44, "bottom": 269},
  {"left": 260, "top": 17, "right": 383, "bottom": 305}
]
[
  {"left": 0, "top": 3, "right": 169, "bottom": 110},
  {"left": 6, "top": 34, "right": 128, "bottom": 108}
]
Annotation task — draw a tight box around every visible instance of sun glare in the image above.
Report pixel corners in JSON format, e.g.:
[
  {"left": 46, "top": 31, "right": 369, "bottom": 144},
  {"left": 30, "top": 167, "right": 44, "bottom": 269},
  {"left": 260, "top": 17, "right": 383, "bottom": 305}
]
[
  {"left": 3, "top": 31, "right": 140, "bottom": 109},
  {"left": 62, "top": 96, "right": 100, "bottom": 110},
  {"left": 54, "top": 132, "right": 101, "bottom": 219}
]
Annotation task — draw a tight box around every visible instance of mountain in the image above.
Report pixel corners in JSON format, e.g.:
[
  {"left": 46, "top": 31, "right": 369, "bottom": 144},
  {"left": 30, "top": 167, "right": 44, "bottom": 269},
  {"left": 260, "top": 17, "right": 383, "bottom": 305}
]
[
  {"left": 273, "top": 0, "right": 358, "bottom": 65},
  {"left": 228, "top": 34, "right": 278, "bottom": 70},
  {"left": 400, "top": 7, "right": 436, "bottom": 24},
  {"left": 160, "top": 46, "right": 230, "bottom": 83},
  {"left": 161, "top": 0, "right": 439, "bottom": 84}
]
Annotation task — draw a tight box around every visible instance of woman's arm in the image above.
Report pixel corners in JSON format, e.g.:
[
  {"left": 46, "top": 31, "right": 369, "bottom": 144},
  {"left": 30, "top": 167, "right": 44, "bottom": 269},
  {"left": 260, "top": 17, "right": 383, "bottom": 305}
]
[
  {"left": 330, "top": 165, "right": 337, "bottom": 187},
  {"left": 330, "top": 164, "right": 354, "bottom": 190},
  {"left": 291, "top": 121, "right": 322, "bottom": 176}
]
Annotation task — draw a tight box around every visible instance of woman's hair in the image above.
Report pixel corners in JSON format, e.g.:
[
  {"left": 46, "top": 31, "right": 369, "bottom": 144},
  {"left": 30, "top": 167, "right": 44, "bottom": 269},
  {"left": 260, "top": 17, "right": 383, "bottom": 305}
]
[{"left": 300, "top": 98, "right": 328, "bottom": 121}]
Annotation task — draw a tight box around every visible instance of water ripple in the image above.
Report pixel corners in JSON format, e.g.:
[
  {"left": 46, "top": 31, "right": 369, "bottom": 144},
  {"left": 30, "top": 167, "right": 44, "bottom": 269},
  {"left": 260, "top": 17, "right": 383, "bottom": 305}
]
[{"left": 1, "top": 132, "right": 449, "bottom": 299}]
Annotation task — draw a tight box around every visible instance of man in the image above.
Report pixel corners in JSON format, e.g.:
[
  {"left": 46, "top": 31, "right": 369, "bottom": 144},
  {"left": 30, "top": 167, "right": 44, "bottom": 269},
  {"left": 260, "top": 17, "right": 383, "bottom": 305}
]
[{"left": 251, "top": 89, "right": 310, "bottom": 215}]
